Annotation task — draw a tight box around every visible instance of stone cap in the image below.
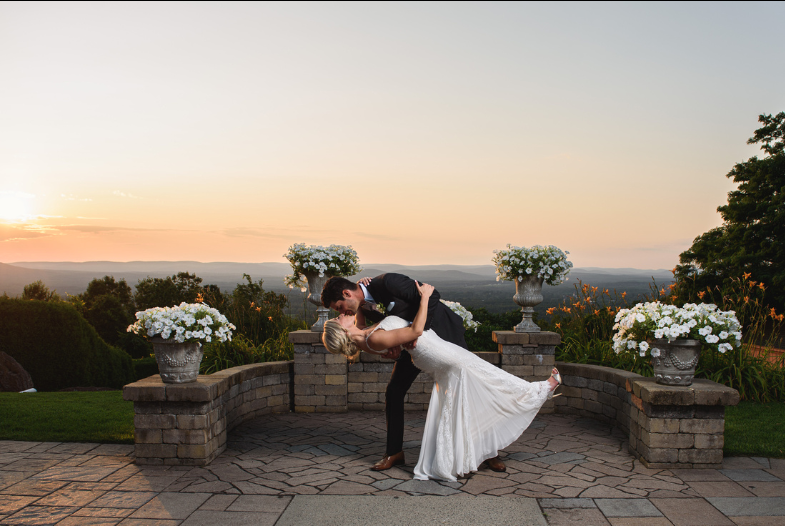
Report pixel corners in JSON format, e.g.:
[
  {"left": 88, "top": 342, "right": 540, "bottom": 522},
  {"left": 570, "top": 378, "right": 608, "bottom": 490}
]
[
  {"left": 289, "top": 330, "right": 324, "bottom": 344},
  {"left": 556, "top": 361, "right": 642, "bottom": 389},
  {"left": 123, "top": 361, "right": 292, "bottom": 403},
  {"left": 632, "top": 378, "right": 740, "bottom": 406},
  {"left": 493, "top": 331, "right": 561, "bottom": 345}
]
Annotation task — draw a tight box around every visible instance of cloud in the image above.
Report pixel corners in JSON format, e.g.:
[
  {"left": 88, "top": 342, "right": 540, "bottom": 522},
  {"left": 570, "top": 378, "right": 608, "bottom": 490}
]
[
  {"left": 55, "top": 224, "right": 172, "bottom": 233},
  {"left": 221, "top": 227, "right": 293, "bottom": 239},
  {"left": 60, "top": 194, "right": 92, "bottom": 202},
  {"left": 113, "top": 190, "right": 142, "bottom": 199},
  {"left": 353, "top": 231, "right": 400, "bottom": 241},
  {"left": 0, "top": 223, "right": 59, "bottom": 241}
]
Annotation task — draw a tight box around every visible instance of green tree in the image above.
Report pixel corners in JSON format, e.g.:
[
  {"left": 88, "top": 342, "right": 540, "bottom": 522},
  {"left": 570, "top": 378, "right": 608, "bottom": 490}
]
[
  {"left": 134, "top": 272, "right": 204, "bottom": 310},
  {"left": 676, "top": 112, "right": 785, "bottom": 311},
  {"left": 21, "top": 280, "right": 61, "bottom": 302},
  {"left": 84, "top": 295, "right": 133, "bottom": 346},
  {"left": 80, "top": 276, "right": 135, "bottom": 316}
]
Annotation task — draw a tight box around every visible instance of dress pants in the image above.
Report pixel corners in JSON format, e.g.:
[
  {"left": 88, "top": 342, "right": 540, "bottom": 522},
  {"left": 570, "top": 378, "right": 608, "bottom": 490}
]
[{"left": 385, "top": 349, "right": 420, "bottom": 456}]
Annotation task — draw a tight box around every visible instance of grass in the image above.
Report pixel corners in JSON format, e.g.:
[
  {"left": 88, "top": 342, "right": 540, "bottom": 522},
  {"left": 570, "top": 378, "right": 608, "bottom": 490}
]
[
  {"left": 724, "top": 401, "right": 785, "bottom": 458},
  {"left": 0, "top": 391, "right": 134, "bottom": 444},
  {"left": 0, "top": 392, "right": 783, "bottom": 458}
]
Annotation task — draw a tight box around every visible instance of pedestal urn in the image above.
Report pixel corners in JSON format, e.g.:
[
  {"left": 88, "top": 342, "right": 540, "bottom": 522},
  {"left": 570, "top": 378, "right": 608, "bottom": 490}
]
[
  {"left": 304, "top": 272, "right": 332, "bottom": 332},
  {"left": 513, "top": 276, "right": 544, "bottom": 333},
  {"left": 151, "top": 337, "right": 203, "bottom": 384},
  {"left": 650, "top": 338, "right": 700, "bottom": 386}
]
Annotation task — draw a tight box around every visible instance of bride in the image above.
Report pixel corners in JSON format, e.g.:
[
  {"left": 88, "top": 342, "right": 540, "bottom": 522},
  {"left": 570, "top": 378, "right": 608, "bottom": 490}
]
[{"left": 322, "top": 280, "right": 561, "bottom": 482}]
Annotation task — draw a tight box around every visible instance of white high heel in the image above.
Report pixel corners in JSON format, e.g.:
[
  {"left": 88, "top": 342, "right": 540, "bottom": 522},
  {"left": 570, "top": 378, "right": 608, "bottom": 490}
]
[{"left": 547, "top": 368, "right": 562, "bottom": 399}]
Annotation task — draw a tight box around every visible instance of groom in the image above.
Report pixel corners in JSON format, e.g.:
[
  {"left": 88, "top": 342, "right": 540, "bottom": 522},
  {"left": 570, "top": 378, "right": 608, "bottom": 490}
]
[{"left": 321, "top": 273, "right": 506, "bottom": 473}]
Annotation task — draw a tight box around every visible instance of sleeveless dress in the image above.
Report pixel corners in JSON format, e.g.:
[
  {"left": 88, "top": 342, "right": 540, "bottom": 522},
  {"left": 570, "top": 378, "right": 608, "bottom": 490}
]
[{"left": 368, "top": 316, "right": 552, "bottom": 482}]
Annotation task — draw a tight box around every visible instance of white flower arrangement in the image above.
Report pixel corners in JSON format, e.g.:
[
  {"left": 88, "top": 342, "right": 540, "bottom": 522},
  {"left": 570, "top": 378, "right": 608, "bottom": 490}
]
[
  {"left": 441, "top": 299, "right": 480, "bottom": 332},
  {"left": 127, "top": 303, "right": 235, "bottom": 344},
  {"left": 492, "top": 244, "right": 573, "bottom": 286},
  {"left": 612, "top": 302, "right": 742, "bottom": 357},
  {"left": 284, "top": 243, "right": 361, "bottom": 290}
]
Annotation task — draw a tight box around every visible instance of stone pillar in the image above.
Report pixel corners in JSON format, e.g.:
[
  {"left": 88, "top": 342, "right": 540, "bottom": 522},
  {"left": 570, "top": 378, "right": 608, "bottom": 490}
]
[
  {"left": 289, "top": 330, "right": 348, "bottom": 413},
  {"left": 628, "top": 378, "right": 739, "bottom": 468},
  {"left": 492, "top": 330, "right": 560, "bottom": 413}
]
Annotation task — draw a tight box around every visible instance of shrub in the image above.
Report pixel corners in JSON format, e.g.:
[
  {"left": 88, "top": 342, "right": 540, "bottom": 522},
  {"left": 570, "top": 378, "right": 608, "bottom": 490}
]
[
  {"left": 0, "top": 298, "right": 134, "bottom": 391},
  {"left": 200, "top": 332, "right": 298, "bottom": 374},
  {"left": 464, "top": 307, "right": 532, "bottom": 353}
]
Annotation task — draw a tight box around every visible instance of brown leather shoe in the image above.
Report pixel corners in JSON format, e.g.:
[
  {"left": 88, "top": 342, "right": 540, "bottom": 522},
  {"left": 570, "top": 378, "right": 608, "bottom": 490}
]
[
  {"left": 485, "top": 456, "right": 506, "bottom": 472},
  {"left": 372, "top": 451, "right": 405, "bottom": 471}
]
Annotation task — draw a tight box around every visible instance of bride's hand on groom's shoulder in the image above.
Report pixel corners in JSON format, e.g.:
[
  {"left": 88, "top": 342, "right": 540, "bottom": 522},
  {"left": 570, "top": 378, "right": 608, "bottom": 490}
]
[
  {"left": 357, "top": 277, "right": 373, "bottom": 286},
  {"left": 415, "top": 281, "right": 434, "bottom": 298}
]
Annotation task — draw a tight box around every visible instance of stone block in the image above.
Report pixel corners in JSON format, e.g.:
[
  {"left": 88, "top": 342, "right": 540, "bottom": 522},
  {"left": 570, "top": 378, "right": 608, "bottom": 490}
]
[
  {"left": 533, "top": 365, "right": 552, "bottom": 376},
  {"left": 363, "top": 382, "right": 387, "bottom": 393},
  {"left": 567, "top": 397, "right": 584, "bottom": 410},
  {"left": 324, "top": 395, "right": 347, "bottom": 406},
  {"left": 584, "top": 400, "right": 603, "bottom": 414},
  {"left": 294, "top": 364, "right": 314, "bottom": 375},
  {"left": 694, "top": 405, "right": 725, "bottom": 419},
  {"left": 134, "top": 402, "right": 162, "bottom": 414},
  {"left": 136, "top": 443, "right": 177, "bottom": 458},
  {"left": 694, "top": 433, "right": 724, "bottom": 449},
  {"left": 325, "top": 375, "right": 346, "bottom": 385},
  {"left": 349, "top": 372, "right": 378, "bottom": 383},
  {"left": 498, "top": 345, "right": 537, "bottom": 355},
  {"left": 289, "top": 330, "right": 322, "bottom": 344},
  {"left": 315, "top": 384, "right": 346, "bottom": 396},
  {"left": 314, "top": 364, "right": 346, "bottom": 375},
  {"left": 294, "top": 375, "right": 321, "bottom": 385},
  {"left": 474, "top": 352, "right": 500, "bottom": 365},
  {"left": 535, "top": 345, "right": 556, "bottom": 356},
  {"left": 691, "top": 379, "right": 741, "bottom": 406},
  {"left": 134, "top": 428, "right": 162, "bottom": 444},
  {"left": 641, "top": 430, "right": 694, "bottom": 449},
  {"left": 295, "top": 395, "right": 325, "bottom": 405},
  {"left": 492, "top": 331, "right": 529, "bottom": 345},
  {"left": 295, "top": 384, "right": 314, "bottom": 396},
  {"left": 349, "top": 393, "right": 378, "bottom": 403},
  {"left": 680, "top": 419, "right": 724, "bottom": 434},
  {"left": 176, "top": 415, "right": 208, "bottom": 430},
  {"left": 134, "top": 414, "right": 176, "bottom": 430},
  {"left": 581, "top": 388, "right": 598, "bottom": 401},
  {"left": 642, "top": 416, "right": 680, "bottom": 434},
  {"left": 562, "top": 386, "right": 582, "bottom": 398},
  {"left": 348, "top": 382, "right": 363, "bottom": 393},
  {"left": 678, "top": 448, "right": 723, "bottom": 464},
  {"left": 123, "top": 382, "right": 167, "bottom": 402},
  {"left": 177, "top": 444, "right": 208, "bottom": 459},
  {"left": 295, "top": 406, "right": 315, "bottom": 413},
  {"left": 163, "top": 429, "right": 208, "bottom": 445},
  {"left": 640, "top": 444, "right": 679, "bottom": 464},
  {"left": 564, "top": 376, "right": 588, "bottom": 388},
  {"left": 502, "top": 355, "right": 526, "bottom": 366},
  {"left": 315, "top": 405, "right": 347, "bottom": 413},
  {"left": 325, "top": 354, "right": 347, "bottom": 365},
  {"left": 602, "top": 405, "right": 616, "bottom": 419},
  {"left": 587, "top": 379, "right": 604, "bottom": 392},
  {"left": 407, "top": 393, "right": 432, "bottom": 404}
]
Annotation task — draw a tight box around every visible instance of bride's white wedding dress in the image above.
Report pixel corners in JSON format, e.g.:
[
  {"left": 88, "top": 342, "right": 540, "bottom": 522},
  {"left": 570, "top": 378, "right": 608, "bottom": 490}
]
[{"left": 368, "top": 316, "right": 552, "bottom": 482}]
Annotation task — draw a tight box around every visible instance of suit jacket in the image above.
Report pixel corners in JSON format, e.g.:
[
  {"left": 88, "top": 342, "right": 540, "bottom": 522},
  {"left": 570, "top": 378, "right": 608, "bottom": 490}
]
[{"left": 359, "top": 273, "right": 468, "bottom": 350}]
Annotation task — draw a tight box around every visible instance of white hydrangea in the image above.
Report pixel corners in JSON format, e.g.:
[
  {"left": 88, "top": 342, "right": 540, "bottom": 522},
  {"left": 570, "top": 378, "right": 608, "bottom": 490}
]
[{"left": 128, "top": 303, "right": 236, "bottom": 344}]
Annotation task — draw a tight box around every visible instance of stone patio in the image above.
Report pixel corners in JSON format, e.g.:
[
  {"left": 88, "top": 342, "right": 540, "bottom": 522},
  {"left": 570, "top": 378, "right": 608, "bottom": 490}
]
[{"left": 2, "top": 411, "right": 784, "bottom": 525}]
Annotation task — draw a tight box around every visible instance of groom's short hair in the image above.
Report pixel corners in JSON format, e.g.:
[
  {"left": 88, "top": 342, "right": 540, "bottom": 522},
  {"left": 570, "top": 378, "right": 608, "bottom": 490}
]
[{"left": 321, "top": 276, "right": 359, "bottom": 307}]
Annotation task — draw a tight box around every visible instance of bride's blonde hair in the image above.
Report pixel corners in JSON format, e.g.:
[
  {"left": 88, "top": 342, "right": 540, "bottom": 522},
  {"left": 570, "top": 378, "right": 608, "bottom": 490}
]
[{"left": 322, "top": 319, "right": 360, "bottom": 359}]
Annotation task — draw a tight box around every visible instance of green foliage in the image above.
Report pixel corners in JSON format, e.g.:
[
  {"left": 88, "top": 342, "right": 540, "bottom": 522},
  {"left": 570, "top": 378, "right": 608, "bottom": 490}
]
[
  {"left": 134, "top": 271, "right": 204, "bottom": 310},
  {"left": 132, "top": 356, "right": 159, "bottom": 380},
  {"left": 677, "top": 112, "right": 785, "bottom": 312},
  {"left": 464, "top": 307, "right": 531, "bottom": 352},
  {"left": 200, "top": 332, "right": 300, "bottom": 374},
  {"left": 21, "top": 280, "right": 61, "bottom": 301},
  {"left": 84, "top": 294, "right": 133, "bottom": 346},
  {"left": 118, "top": 332, "right": 154, "bottom": 359},
  {"left": 0, "top": 391, "right": 134, "bottom": 443},
  {"left": 543, "top": 276, "right": 785, "bottom": 402},
  {"left": 0, "top": 298, "right": 134, "bottom": 391},
  {"left": 80, "top": 276, "right": 135, "bottom": 315}
]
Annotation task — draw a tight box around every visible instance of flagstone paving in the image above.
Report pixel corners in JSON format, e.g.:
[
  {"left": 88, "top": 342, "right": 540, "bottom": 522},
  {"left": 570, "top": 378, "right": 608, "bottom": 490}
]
[{"left": 1, "top": 412, "right": 784, "bottom": 525}]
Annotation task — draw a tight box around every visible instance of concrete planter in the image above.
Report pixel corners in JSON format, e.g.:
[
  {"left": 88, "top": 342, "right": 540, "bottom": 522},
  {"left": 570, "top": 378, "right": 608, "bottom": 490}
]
[
  {"left": 650, "top": 338, "right": 700, "bottom": 386},
  {"left": 151, "top": 337, "right": 203, "bottom": 384},
  {"left": 513, "top": 276, "right": 544, "bottom": 333},
  {"left": 304, "top": 271, "right": 332, "bottom": 332}
]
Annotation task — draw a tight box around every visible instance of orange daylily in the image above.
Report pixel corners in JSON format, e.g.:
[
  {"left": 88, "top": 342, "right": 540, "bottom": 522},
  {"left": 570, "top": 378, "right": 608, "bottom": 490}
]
[
  {"left": 743, "top": 272, "right": 752, "bottom": 279},
  {"left": 697, "top": 291, "right": 706, "bottom": 300},
  {"left": 744, "top": 296, "right": 750, "bottom": 303},
  {"left": 759, "top": 283, "right": 765, "bottom": 290}
]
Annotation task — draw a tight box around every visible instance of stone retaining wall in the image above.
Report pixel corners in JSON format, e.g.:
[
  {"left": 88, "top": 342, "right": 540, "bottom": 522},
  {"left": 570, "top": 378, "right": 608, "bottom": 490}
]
[
  {"left": 554, "top": 362, "right": 739, "bottom": 468},
  {"left": 123, "top": 361, "right": 292, "bottom": 466}
]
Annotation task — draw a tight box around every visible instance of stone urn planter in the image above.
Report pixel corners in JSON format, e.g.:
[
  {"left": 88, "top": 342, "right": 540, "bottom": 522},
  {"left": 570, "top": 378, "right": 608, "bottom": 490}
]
[
  {"left": 650, "top": 338, "right": 700, "bottom": 386},
  {"left": 513, "top": 276, "right": 544, "bottom": 333},
  {"left": 151, "top": 337, "right": 203, "bottom": 384},
  {"left": 304, "top": 271, "right": 332, "bottom": 332}
]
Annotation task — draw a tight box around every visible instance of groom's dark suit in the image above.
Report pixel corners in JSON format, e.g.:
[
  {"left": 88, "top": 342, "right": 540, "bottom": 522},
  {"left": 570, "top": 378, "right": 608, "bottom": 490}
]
[{"left": 359, "top": 273, "right": 468, "bottom": 456}]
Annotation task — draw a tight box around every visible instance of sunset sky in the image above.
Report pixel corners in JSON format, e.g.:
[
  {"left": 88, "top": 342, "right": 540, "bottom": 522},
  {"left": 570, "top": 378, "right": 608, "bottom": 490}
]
[{"left": 1, "top": 2, "right": 783, "bottom": 269}]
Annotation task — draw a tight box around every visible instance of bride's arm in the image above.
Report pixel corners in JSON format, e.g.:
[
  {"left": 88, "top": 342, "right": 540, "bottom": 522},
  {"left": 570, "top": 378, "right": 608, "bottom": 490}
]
[{"left": 366, "top": 282, "right": 434, "bottom": 350}]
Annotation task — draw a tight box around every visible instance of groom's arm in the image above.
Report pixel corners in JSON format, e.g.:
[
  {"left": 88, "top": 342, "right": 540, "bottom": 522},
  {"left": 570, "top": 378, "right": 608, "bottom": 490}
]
[{"left": 381, "top": 273, "right": 441, "bottom": 330}]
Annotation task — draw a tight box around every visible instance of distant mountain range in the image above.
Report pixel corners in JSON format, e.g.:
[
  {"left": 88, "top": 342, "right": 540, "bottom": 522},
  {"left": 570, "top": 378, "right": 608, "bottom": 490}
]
[{"left": 1, "top": 261, "right": 674, "bottom": 314}]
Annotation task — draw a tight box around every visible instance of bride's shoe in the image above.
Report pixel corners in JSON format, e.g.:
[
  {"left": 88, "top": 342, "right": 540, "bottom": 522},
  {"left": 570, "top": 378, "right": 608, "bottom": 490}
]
[{"left": 547, "top": 368, "right": 563, "bottom": 400}]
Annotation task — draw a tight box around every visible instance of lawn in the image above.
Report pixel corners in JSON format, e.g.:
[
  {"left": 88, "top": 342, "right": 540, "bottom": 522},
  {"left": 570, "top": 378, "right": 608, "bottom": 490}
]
[
  {"left": 724, "top": 401, "right": 785, "bottom": 458},
  {"left": 0, "top": 391, "right": 134, "bottom": 443},
  {"left": 0, "top": 392, "right": 783, "bottom": 458}
]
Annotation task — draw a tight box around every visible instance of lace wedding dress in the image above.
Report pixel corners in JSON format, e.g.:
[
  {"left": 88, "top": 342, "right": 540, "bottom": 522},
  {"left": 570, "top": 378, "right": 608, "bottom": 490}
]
[{"left": 368, "top": 316, "right": 552, "bottom": 482}]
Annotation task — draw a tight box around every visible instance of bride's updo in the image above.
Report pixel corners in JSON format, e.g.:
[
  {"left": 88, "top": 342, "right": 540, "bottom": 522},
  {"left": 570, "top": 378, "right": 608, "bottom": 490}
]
[{"left": 322, "top": 319, "right": 360, "bottom": 359}]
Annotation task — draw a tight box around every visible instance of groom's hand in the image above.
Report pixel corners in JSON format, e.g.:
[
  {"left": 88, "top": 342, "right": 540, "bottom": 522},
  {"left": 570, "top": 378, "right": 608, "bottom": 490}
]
[
  {"left": 403, "top": 338, "right": 418, "bottom": 351},
  {"left": 381, "top": 345, "right": 402, "bottom": 360}
]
